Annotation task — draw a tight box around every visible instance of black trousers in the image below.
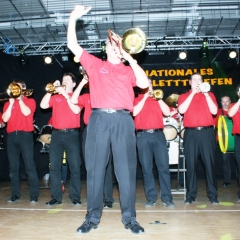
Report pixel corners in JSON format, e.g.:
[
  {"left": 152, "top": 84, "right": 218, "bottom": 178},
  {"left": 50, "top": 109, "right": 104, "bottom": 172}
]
[
  {"left": 183, "top": 127, "right": 218, "bottom": 199},
  {"left": 82, "top": 127, "right": 114, "bottom": 203},
  {"left": 136, "top": 131, "right": 172, "bottom": 202},
  {"left": 49, "top": 130, "right": 81, "bottom": 202},
  {"left": 7, "top": 131, "right": 39, "bottom": 197},
  {"left": 235, "top": 135, "right": 240, "bottom": 198},
  {"left": 85, "top": 110, "right": 137, "bottom": 225}
]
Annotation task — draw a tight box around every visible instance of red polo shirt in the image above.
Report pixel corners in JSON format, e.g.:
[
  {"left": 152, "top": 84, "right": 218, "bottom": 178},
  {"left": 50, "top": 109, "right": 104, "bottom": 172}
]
[
  {"left": 79, "top": 50, "right": 136, "bottom": 111},
  {"left": 230, "top": 104, "right": 240, "bottom": 134},
  {"left": 134, "top": 94, "right": 164, "bottom": 130},
  {"left": 3, "top": 97, "right": 36, "bottom": 133},
  {"left": 178, "top": 90, "right": 217, "bottom": 127},
  {"left": 49, "top": 93, "right": 80, "bottom": 129},
  {"left": 78, "top": 93, "right": 92, "bottom": 125}
]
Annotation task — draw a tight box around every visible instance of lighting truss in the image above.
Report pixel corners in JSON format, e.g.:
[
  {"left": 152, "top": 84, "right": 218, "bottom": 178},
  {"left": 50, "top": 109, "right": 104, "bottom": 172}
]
[{"left": 1, "top": 35, "right": 240, "bottom": 56}]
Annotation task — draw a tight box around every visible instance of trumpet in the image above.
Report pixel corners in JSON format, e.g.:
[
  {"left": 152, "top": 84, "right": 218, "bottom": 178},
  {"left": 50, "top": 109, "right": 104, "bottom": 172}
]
[
  {"left": 150, "top": 89, "right": 164, "bottom": 100},
  {"left": 108, "top": 28, "right": 147, "bottom": 54},
  {"left": 199, "top": 82, "right": 211, "bottom": 93},
  {"left": 0, "top": 83, "right": 33, "bottom": 101},
  {"left": 45, "top": 83, "right": 66, "bottom": 94}
]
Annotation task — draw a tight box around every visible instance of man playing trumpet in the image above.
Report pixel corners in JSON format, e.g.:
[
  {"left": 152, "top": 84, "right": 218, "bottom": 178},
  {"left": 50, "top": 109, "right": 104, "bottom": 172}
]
[
  {"left": 2, "top": 80, "right": 39, "bottom": 203},
  {"left": 67, "top": 5, "right": 148, "bottom": 235},
  {"left": 178, "top": 73, "right": 219, "bottom": 204},
  {"left": 40, "top": 72, "right": 82, "bottom": 206},
  {"left": 133, "top": 78, "right": 175, "bottom": 208}
]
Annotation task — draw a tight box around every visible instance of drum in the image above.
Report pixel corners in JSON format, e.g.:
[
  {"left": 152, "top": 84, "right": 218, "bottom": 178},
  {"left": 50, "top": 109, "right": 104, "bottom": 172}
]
[
  {"left": 38, "top": 125, "right": 53, "bottom": 144},
  {"left": 217, "top": 115, "right": 235, "bottom": 153},
  {"left": 163, "top": 117, "right": 179, "bottom": 141},
  {"left": 33, "top": 124, "right": 40, "bottom": 142}
]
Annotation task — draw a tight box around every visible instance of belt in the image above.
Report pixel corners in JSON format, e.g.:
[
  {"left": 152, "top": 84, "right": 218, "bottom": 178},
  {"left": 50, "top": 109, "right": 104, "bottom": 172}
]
[
  {"left": 185, "top": 126, "right": 214, "bottom": 130},
  {"left": 137, "top": 128, "right": 163, "bottom": 133},
  {"left": 92, "top": 108, "right": 130, "bottom": 114},
  {"left": 53, "top": 128, "right": 79, "bottom": 132},
  {"left": 235, "top": 134, "right": 240, "bottom": 136}
]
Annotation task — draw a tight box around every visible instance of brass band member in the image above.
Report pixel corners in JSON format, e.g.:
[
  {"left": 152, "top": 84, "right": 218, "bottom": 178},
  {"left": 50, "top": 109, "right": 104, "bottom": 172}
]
[
  {"left": 2, "top": 80, "right": 39, "bottom": 203},
  {"left": 228, "top": 84, "right": 240, "bottom": 202},
  {"left": 178, "top": 73, "right": 219, "bottom": 204},
  {"left": 40, "top": 73, "right": 82, "bottom": 206},
  {"left": 133, "top": 79, "right": 175, "bottom": 208},
  {"left": 67, "top": 5, "right": 148, "bottom": 235}
]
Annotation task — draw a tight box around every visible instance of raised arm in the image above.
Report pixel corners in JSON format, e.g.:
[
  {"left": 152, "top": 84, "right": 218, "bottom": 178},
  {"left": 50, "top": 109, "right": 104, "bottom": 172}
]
[
  {"left": 71, "top": 76, "right": 89, "bottom": 104},
  {"left": 67, "top": 5, "right": 92, "bottom": 60}
]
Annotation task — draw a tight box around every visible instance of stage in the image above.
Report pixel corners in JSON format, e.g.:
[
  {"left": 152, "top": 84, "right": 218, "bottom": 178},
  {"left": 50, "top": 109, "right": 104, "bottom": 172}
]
[{"left": 0, "top": 179, "right": 239, "bottom": 240}]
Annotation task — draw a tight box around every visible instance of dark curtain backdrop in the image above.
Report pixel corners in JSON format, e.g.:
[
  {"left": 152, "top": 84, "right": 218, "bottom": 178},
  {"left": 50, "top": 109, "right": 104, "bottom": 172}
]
[{"left": 0, "top": 49, "right": 239, "bottom": 180}]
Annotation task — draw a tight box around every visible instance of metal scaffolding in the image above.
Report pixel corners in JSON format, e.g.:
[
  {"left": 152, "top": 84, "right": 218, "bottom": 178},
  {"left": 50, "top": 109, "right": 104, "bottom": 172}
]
[{"left": 1, "top": 35, "right": 240, "bottom": 56}]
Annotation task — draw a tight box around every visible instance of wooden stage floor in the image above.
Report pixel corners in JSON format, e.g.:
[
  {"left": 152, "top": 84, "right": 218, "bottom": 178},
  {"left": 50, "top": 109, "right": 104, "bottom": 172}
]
[{"left": 0, "top": 178, "right": 240, "bottom": 240}]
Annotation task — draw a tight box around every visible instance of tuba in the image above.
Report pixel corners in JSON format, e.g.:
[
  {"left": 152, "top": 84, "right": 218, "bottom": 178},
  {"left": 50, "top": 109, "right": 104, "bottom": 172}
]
[{"left": 108, "top": 28, "right": 147, "bottom": 54}]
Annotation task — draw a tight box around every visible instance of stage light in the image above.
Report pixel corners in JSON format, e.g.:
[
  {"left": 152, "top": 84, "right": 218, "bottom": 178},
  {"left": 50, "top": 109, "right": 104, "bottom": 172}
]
[
  {"left": 229, "top": 50, "right": 237, "bottom": 59},
  {"left": 44, "top": 56, "right": 52, "bottom": 64},
  {"left": 19, "top": 50, "right": 29, "bottom": 66},
  {"left": 73, "top": 56, "right": 79, "bottom": 63},
  {"left": 199, "top": 38, "right": 208, "bottom": 59},
  {"left": 178, "top": 51, "right": 187, "bottom": 60}
]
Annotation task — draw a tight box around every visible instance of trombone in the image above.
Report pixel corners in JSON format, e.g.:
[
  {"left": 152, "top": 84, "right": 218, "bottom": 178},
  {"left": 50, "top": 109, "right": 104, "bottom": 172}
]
[
  {"left": 0, "top": 83, "right": 33, "bottom": 101},
  {"left": 108, "top": 28, "right": 147, "bottom": 54}
]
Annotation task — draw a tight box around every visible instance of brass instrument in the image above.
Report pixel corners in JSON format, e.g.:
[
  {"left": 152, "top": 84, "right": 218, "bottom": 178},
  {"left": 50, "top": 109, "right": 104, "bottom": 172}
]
[
  {"left": 165, "top": 94, "right": 180, "bottom": 108},
  {"left": 0, "top": 83, "right": 33, "bottom": 101},
  {"left": 45, "top": 83, "right": 65, "bottom": 94},
  {"left": 199, "top": 82, "right": 210, "bottom": 93},
  {"left": 150, "top": 89, "right": 164, "bottom": 100},
  {"left": 108, "top": 28, "right": 147, "bottom": 54}
]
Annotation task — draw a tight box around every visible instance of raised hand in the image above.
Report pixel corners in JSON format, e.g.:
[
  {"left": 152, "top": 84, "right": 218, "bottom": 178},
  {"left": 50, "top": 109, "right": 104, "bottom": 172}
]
[{"left": 70, "top": 5, "right": 92, "bottom": 21}]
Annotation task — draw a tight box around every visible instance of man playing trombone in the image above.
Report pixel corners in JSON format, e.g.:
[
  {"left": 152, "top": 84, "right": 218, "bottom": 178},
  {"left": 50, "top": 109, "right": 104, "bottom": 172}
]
[
  {"left": 67, "top": 5, "right": 148, "bottom": 235},
  {"left": 2, "top": 80, "right": 39, "bottom": 203}
]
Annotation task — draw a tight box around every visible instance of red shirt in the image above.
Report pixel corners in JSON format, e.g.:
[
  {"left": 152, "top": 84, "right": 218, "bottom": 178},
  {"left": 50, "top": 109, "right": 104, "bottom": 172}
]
[
  {"left": 78, "top": 93, "right": 92, "bottom": 125},
  {"left": 230, "top": 104, "right": 240, "bottom": 134},
  {"left": 80, "top": 50, "right": 136, "bottom": 111},
  {"left": 49, "top": 93, "right": 80, "bottom": 129},
  {"left": 178, "top": 90, "right": 217, "bottom": 127},
  {"left": 3, "top": 97, "right": 36, "bottom": 133},
  {"left": 134, "top": 94, "right": 165, "bottom": 130},
  {"left": 0, "top": 112, "right": 3, "bottom": 124},
  {"left": 48, "top": 116, "right": 53, "bottom": 125}
]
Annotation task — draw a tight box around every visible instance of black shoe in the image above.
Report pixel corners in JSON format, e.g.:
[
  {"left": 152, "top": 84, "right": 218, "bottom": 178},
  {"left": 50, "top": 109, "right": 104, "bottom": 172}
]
[
  {"left": 76, "top": 221, "right": 98, "bottom": 234},
  {"left": 30, "top": 196, "right": 38, "bottom": 203},
  {"left": 72, "top": 199, "right": 82, "bottom": 205},
  {"left": 46, "top": 199, "right": 62, "bottom": 206},
  {"left": 163, "top": 200, "right": 175, "bottom": 208},
  {"left": 145, "top": 200, "right": 156, "bottom": 207},
  {"left": 222, "top": 182, "right": 231, "bottom": 187},
  {"left": 184, "top": 197, "right": 195, "bottom": 204},
  {"left": 103, "top": 201, "right": 113, "bottom": 208},
  {"left": 7, "top": 195, "right": 20, "bottom": 203},
  {"left": 210, "top": 197, "right": 219, "bottom": 204},
  {"left": 125, "top": 220, "right": 145, "bottom": 234}
]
